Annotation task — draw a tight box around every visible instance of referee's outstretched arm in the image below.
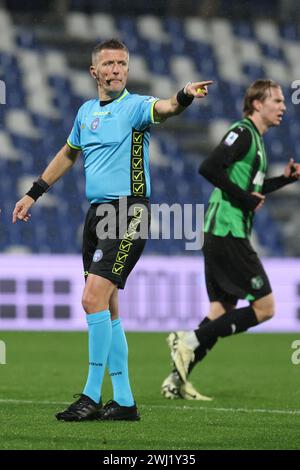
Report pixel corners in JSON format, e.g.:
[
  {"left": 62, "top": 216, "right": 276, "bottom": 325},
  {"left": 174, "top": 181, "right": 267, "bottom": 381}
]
[{"left": 154, "top": 80, "right": 213, "bottom": 122}]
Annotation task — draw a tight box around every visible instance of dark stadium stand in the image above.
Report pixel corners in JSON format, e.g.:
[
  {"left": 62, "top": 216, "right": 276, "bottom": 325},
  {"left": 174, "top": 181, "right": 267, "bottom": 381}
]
[{"left": 1, "top": 6, "right": 300, "bottom": 255}]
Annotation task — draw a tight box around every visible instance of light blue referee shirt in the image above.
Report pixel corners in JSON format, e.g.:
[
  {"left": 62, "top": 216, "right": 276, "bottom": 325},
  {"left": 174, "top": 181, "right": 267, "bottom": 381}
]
[{"left": 67, "top": 89, "right": 159, "bottom": 203}]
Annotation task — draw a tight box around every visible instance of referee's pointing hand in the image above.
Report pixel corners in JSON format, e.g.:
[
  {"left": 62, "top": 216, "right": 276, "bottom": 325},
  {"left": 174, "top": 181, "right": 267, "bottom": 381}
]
[{"left": 185, "top": 81, "right": 214, "bottom": 98}]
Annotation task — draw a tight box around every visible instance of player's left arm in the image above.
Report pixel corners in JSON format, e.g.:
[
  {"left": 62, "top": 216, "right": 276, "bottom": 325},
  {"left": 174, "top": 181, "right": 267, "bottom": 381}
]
[
  {"left": 262, "top": 158, "right": 300, "bottom": 194},
  {"left": 153, "top": 81, "right": 213, "bottom": 122}
]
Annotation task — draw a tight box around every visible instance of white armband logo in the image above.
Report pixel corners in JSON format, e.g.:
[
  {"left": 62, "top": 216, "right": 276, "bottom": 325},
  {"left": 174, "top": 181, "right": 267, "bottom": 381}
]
[
  {"left": 145, "top": 96, "right": 158, "bottom": 103},
  {"left": 224, "top": 131, "right": 239, "bottom": 146},
  {"left": 253, "top": 171, "right": 265, "bottom": 186}
]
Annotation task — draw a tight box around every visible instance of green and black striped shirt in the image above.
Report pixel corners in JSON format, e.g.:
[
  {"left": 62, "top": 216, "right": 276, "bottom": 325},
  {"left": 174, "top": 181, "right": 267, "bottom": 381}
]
[{"left": 203, "top": 118, "right": 267, "bottom": 238}]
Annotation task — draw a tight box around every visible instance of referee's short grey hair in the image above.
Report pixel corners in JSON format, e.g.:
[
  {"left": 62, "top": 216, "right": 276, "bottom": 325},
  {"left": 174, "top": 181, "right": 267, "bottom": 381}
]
[{"left": 92, "top": 39, "right": 129, "bottom": 64}]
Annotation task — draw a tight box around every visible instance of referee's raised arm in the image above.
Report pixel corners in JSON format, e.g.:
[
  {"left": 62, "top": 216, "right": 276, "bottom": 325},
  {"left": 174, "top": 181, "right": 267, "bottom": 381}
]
[
  {"left": 12, "top": 143, "right": 81, "bottom": 223},
  {"left": 153, "top": 80, "right": 213, "bottom": 122}
]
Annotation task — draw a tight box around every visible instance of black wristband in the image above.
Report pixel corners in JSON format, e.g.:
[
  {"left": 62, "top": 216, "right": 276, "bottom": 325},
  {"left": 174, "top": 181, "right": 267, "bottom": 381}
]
[
  {"left": 26, "top": 178, "right": 49, "bottom": 201},
  {"left": 176, "top": 88, "right": 194, "bottom": 107}
]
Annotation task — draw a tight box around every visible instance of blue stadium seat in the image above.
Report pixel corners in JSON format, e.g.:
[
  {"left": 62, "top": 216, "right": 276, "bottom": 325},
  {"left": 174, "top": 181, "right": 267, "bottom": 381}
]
[
  {"left": 233, "top": 21, "right": 255, "bottom": 39},
  {"left": 280, "top": 23, "right": 300, "bottom": 40},
  {"left": 260, "top": 44, "right": 284, "bottom": 61},
  {"left": 145, "top": 41, "right": 171, "bottom": 74},
  {"left": 16, "top": 30, "right": 36, "bottom": 49},
  {"left": 116, "top": 17, "right": 140, "bottom": 53},
  {"left": 243, "top": 64, "right": 265, "bottom": 81}
]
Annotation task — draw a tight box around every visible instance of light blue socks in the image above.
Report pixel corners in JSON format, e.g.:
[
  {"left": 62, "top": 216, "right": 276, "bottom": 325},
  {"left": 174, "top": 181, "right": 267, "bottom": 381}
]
[
  {"left": 83, "top": 310, "right": 112, "bottom": 403},
  {"left": 107, "top": 319, "right": 134, "bottom": 407}
]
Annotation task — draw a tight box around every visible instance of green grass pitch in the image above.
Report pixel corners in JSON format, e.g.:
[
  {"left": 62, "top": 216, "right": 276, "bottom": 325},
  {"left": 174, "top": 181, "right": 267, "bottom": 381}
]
[{"left": 0, "top": 331, "right": 299, "bottom": 450}]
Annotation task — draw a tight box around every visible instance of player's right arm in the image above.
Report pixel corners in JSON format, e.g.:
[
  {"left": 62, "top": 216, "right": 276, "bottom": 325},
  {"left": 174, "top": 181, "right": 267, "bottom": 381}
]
[{"left": 12, "top": 143, "right": 81, "bottom": 223}]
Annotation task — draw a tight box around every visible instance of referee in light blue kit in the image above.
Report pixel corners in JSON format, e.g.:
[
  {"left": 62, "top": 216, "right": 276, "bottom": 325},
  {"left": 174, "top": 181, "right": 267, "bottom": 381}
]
[{"left": 13, "top": 39, "right": 213, "bottom": 421}]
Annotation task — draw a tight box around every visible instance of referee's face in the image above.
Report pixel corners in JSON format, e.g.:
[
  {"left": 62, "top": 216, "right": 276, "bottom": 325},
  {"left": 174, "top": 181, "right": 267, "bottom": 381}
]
[
  {"left": 91, "top": 48, "right": 129, "bottom": 99},
  {"left": 260, "top": 86, "right": 286, "bottom": 128}
]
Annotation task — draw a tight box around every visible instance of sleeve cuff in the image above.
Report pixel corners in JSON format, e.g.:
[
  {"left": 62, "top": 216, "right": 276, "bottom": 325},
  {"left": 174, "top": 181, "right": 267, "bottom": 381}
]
[
  {"left": 150, "top": 99, "right": 161, "bottom": 124},
  {"left": 67, "top": 139, "right": 81, "bottom": 150}
]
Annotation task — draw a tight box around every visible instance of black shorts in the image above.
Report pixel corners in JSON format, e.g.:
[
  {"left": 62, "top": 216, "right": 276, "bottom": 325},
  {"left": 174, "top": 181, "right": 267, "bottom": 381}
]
[
  {"left": 203, "top": 233, "right": 272, "bottom": 304},
  {"left": 82, "top": 196, "right": 150, "bottom": 289}
]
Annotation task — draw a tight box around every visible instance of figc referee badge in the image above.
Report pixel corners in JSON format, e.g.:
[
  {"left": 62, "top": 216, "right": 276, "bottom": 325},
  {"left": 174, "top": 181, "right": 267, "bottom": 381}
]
[{"left": 91, "top": 117, "right": 100, "bottom": 130}]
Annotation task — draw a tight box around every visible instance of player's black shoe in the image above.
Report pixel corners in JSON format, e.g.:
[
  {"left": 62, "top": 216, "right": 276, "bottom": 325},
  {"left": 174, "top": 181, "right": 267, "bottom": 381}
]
[
  {"left": 100, "top": 400, "right": 140, "bottom": 421},
  {"left": 55, "top": 394, "right": 102, "bottom": 422}
]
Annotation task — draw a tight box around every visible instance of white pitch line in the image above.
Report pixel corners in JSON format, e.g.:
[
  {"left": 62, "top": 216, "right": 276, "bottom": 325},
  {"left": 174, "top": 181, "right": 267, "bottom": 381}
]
[
  {"left": 0, "top": 399, "right": 70, "bottom": 405},
  {"left": 0, "top": 399, "right": 299, "bottom": 416},
  {"left": 147, "top": 404, "right": 300, "bottom": 415}
]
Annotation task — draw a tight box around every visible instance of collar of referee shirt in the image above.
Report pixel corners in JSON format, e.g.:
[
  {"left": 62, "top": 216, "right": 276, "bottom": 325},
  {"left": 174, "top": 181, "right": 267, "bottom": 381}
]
[{"left": 99, "top": 88, "right": 128, "bottom": 106}]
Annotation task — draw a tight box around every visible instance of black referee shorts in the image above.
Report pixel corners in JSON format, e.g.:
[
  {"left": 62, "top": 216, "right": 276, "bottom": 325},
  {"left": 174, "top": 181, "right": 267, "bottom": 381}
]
[
  {"left": 203, "top": 232, "right": 272, "bottom": 304},
  {"left": 82, "top": 196, "right": 150, "bottom": 289}
]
